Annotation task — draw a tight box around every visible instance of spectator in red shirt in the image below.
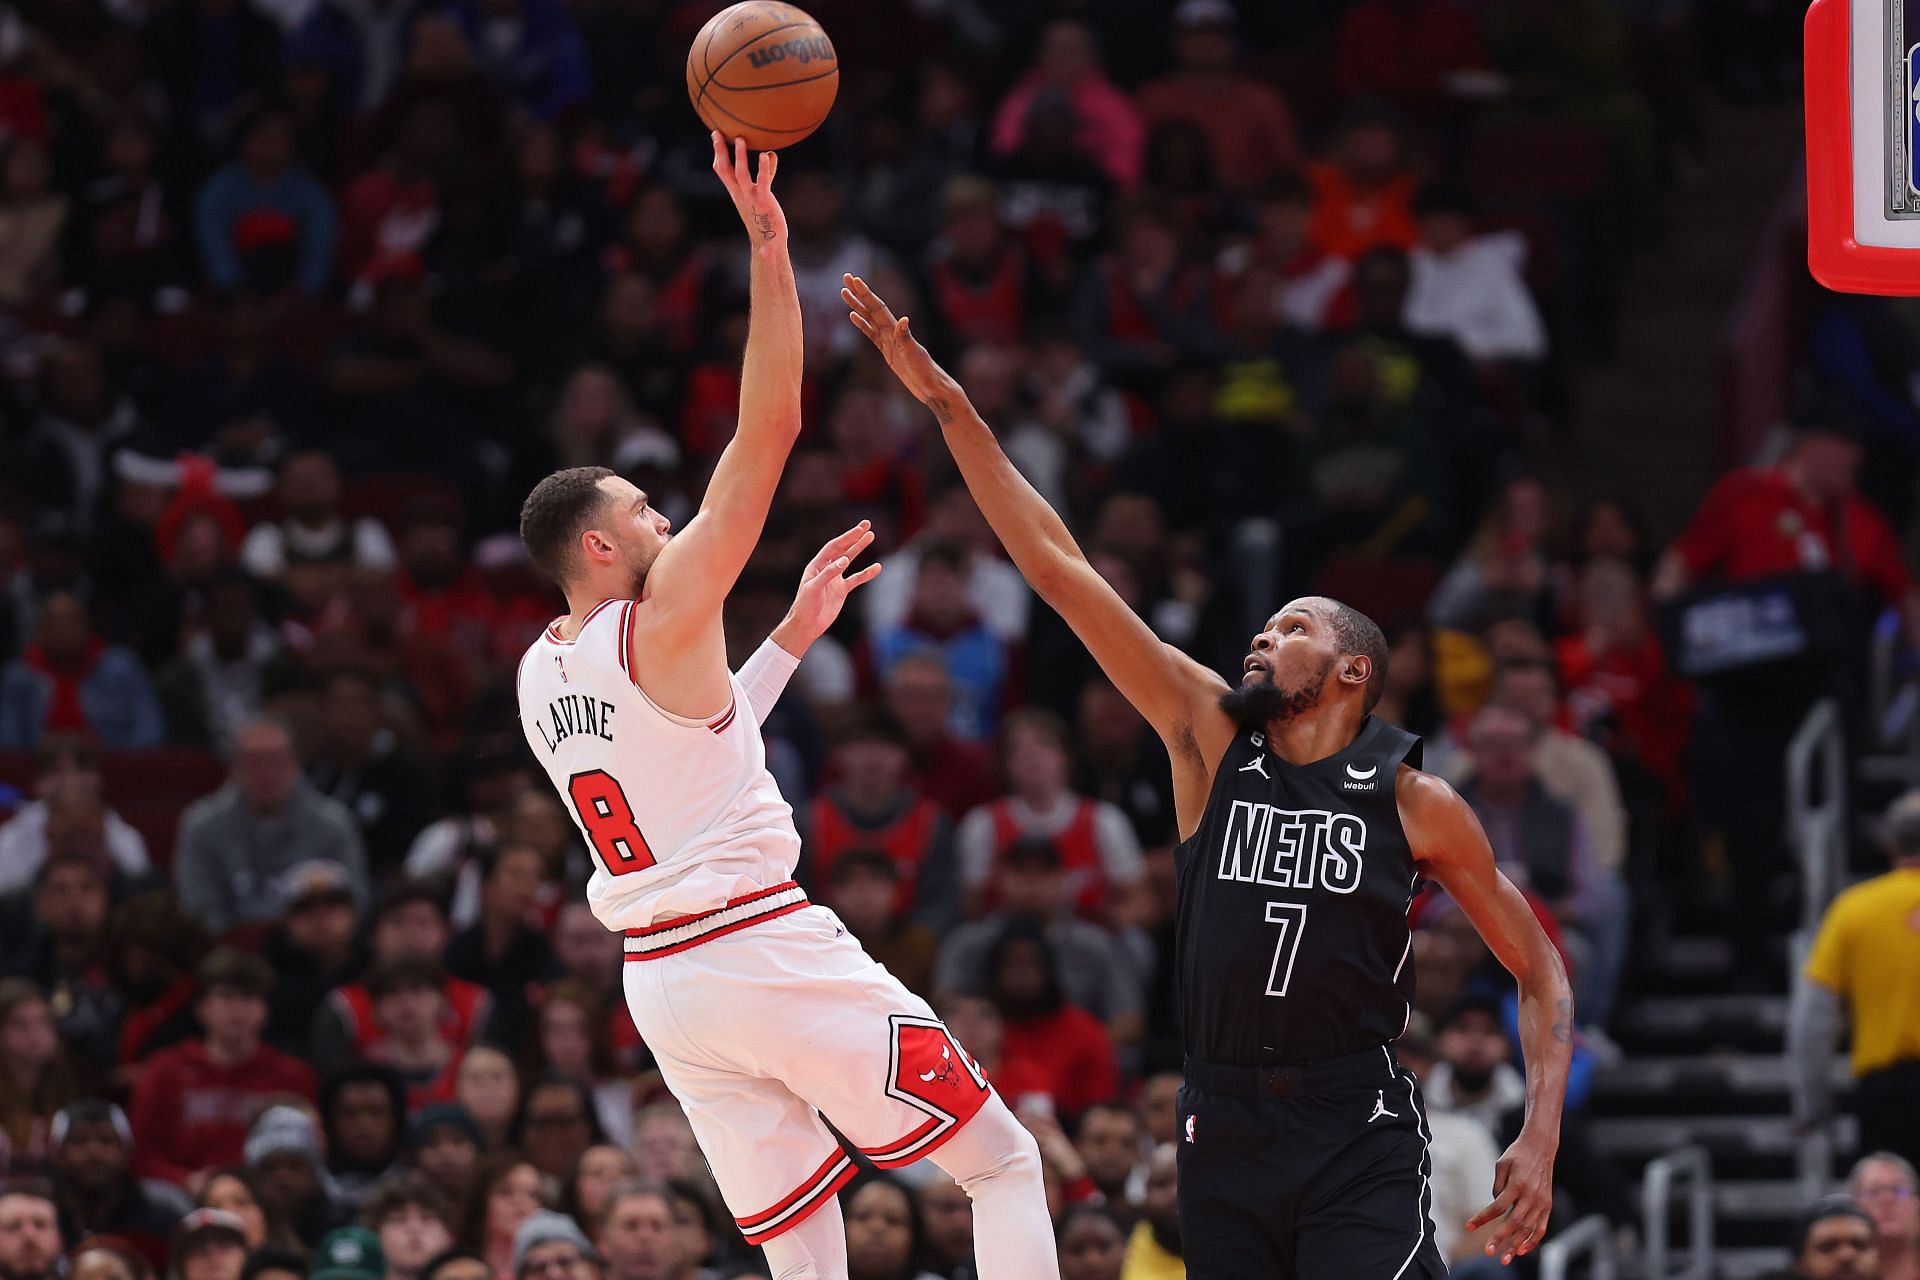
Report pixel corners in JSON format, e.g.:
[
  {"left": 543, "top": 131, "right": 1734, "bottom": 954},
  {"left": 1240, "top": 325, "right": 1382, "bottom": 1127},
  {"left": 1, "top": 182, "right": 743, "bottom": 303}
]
[
  {"left": 1556, "top": 557, "right": 1693, "bottom": 806},
  {"left": 1336, "top": 0, "right": 1490, "bottom": 111},
  {"left": 1653, "top": 409, "right": 1919, "bottom": 978},
  {"left": 883, "top": 654, "right": 1000, "bottom": 818},
  {"left": 1307, "top": 107, "right": 1420, "bottom": 262},
  {"left": 129, "top": 950, "right": 316, "bottom": 1188},
  {"left": 805, "top": 710, "right": 956, "bottom": 930},
  {"left": 1136, "top": 0, "right": 1299, "bottom": 193},
  {"left": 983, "top": 920, "right": 1117, "bottom": 1123},
  {"left": 1653, "top": 416, "right": 1920, "bottom": 641}
]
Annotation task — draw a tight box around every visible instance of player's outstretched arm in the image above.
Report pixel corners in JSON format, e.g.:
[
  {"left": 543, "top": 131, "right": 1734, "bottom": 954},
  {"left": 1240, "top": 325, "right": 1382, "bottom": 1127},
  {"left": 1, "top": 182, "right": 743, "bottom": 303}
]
[
  {"left": 1399, "top": 767, "right": 1571, "bottom": 1268},
  {"left": 843, "top": 275, "right": 1232, "bottom": 811},
  {"left": 643, "top": 133, "right": 802, "bottom": 629},
  {"left": 733, "top": 521, "right": 881, "bottom": 725}
]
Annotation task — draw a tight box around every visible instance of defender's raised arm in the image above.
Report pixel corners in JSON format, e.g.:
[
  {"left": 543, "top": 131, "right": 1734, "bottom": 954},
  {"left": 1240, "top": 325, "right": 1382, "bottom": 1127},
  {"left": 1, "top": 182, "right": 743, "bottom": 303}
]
[{"left": 843, "top": 274, "right": 1233, "bottom": 835}]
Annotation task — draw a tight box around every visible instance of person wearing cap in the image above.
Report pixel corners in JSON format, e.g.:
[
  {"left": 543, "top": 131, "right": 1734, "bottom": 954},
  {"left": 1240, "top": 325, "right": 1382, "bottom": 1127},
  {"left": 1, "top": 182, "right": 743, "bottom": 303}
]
[
  {"left": 50, "top": 1100, "right": 193, "bottom": 1273},
  {"left": 512, "top": 1211, "right": 600, "bottom": 1280},
  {"left": 403, "top": 1106, "right": 482, "bottom": 1206},
  {"left": 1795, "top": 1197, "right": 1882, "bottom": 1280},
  {"left": 169, "top": 1209, "right": 249, "bottom": 1280},
  {"left": 1423, "top": 993, "right": 1525, "bottom": 1140},
  {"left": 0, "top": 589, "right": 163, "bottom": 752},
  {"left": 1791, "top": 789, "right": 1920, "bottom": 1174},
  {"left": 1655, "top": 405, "right": 1920, "bottom": 979},
  {"left": 129, "top": 950, "right": 316, "bottom": 1188},
  {"left": 1136, "top": 0, "right": 1300, "bottom": 192},
  {"left": 245, "top": 1107, "right": 341, "bottom": 1251},
  {"left": 309, "top": 1226, "right": 383, "bottom": 1280},
  {"left": 262, "top": 862, "right": 364, "bottom": 1056},
  {"left": 171, "top": 716, "right": 368, "bottom": 936}
]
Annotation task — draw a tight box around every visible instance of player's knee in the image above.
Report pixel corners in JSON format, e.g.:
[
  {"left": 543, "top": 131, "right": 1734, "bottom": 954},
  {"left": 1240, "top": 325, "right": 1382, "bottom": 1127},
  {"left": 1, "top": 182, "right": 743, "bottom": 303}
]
[{"left": 952, "top": 1099, "right": 1043, "bottom": 1190}]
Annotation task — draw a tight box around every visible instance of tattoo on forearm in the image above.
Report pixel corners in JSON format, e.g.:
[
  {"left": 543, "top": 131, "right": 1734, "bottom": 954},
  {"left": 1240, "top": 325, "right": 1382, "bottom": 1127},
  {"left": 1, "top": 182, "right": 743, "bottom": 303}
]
[
  {"left": 929, "top": 397, "right": 955, "bottom": 425},
  {"left": 1550, "top": 996, "right": 1573, "bottom": 1044},
  {"left": 753, "top": 213, "right": 773, "bottom": 241}
]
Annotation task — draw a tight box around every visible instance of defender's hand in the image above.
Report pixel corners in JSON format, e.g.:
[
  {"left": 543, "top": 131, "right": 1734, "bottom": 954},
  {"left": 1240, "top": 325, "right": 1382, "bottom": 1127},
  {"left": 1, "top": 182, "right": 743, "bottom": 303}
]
[
  {"left": 842, "top": 274, "right": 952, "bottom": 409},
  {"left": 1467, "top": 1131, "right": 1556, "bottom": 1265},
  {"left": 772, "top": 521, "right": 881, "bottom": 655},
  {"left": 710, "top": 131, "right": 786, "bottom": 247}
]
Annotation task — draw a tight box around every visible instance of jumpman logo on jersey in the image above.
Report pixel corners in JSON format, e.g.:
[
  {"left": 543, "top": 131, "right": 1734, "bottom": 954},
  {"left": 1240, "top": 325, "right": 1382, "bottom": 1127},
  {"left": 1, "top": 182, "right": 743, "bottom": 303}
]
[
  {"left": 1367, "top": 1090, "right": 1399, "bottom": 1124},
  {"left": 1239, "top": 755, "right": 1270, "bottom": 780}
]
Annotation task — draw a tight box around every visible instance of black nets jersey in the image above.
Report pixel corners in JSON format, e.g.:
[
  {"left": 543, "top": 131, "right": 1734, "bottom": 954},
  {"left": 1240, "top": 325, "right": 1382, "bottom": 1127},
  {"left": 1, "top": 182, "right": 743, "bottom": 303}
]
[{"left": 1172, "top": 716, "right": 1425, "bottom": 1066}]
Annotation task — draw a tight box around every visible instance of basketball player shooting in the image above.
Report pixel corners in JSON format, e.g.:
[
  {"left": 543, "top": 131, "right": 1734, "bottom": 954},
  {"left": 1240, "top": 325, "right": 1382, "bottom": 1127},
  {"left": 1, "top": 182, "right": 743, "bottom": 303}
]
[
  {"left": 845, "top": 274, "right": 1572, "bottom": 1278},
  {"left": 513, "top": 139, "right": 1057, "bottom": 1280}
]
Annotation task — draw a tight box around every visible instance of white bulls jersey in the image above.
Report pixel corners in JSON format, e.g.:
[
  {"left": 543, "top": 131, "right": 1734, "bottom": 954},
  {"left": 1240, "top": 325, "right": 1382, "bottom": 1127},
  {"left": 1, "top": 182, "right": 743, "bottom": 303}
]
[{"left": 515, "top": 598, "right": 800, "bottom": 930}]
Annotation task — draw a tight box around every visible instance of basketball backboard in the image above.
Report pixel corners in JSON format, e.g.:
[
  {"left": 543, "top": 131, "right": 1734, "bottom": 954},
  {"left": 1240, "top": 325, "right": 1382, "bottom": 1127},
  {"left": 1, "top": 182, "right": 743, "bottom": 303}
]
[{"left": 1807, "top": 0, "right": 1920, "bottom": 293}]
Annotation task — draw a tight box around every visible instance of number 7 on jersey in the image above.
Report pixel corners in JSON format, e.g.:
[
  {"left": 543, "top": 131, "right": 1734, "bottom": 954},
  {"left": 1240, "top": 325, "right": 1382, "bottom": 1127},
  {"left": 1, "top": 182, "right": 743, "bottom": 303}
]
[
  {"left": 1265, "top": 902, "right": 1308, "bottom": 997},
  {"left": 567, "top": 769, "right": 656, "bottom": 875}
]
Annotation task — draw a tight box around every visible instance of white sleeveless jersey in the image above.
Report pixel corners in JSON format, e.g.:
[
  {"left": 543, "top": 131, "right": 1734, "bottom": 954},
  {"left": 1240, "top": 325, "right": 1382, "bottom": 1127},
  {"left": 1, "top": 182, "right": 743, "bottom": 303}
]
[{"left": 515, "top": 599, "right": 801, "bottom": 930}]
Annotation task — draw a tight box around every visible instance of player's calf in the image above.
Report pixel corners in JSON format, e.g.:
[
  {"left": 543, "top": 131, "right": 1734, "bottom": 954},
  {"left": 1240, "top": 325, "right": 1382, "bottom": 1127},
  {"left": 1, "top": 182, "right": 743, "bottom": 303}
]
[{"left": 927, "top": 1093, "right": 1060, "bottom": 1280}]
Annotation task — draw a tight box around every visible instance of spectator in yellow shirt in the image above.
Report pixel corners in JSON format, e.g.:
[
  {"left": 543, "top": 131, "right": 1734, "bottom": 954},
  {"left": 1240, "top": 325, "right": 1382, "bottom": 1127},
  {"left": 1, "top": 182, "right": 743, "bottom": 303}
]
[
  {"left": 1789, "top": 790, "right": 1920, "bottom": 1172},
  {"left": 1121, "top": 1145, "right": 1183, "bottom": 1280}
]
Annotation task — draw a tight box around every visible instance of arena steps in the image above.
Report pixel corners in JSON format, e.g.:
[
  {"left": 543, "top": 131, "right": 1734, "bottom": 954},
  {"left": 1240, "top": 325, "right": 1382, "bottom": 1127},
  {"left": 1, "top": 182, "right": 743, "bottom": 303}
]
[{"left": 1581, "top": 923, "right": 1852, "bottom": 1277}]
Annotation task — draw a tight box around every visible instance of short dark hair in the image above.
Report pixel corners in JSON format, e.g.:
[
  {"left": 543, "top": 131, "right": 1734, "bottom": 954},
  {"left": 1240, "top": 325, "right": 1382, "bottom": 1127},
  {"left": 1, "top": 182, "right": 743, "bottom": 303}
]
[
  {"left": 1795, "top": 1195, "right": 1876, "bottom": 1255},
  {"left": 827, "top": 848, "right": 900, "bottom": 886},
  {"left": 361, "top": 1171, "right": 453, "bottom": 1230},
  {"left": 520, "top": 467, "right": 615, "bottom": 586},
  {"left": 241, "top": 1247, "right": 309, "bottom": 1280},
  {"left": 196, "top": 947, "right": 274, "bottom": 999},
  {"left": 364, "top": 954, "right": 444, "bottom": 999},
  {"left": 1321, "top": 599, "right": 1390, "bottom": 714},
  {"left": 418, "top": 1249, "right": 488, "bottom": 1280}
]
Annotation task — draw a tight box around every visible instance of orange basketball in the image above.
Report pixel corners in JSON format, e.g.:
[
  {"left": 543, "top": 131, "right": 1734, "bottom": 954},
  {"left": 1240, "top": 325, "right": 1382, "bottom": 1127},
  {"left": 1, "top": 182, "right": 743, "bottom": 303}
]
[{"left": 686, "top": 2, "right": 839, "bottom": 152}]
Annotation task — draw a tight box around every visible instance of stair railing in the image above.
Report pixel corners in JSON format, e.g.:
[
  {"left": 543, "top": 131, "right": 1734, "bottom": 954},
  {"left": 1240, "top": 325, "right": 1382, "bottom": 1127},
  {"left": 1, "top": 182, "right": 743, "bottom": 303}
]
[
  {"left": 1642, "top": 1145, "right": 1713, "bottom": 1280},
  {"left": 1785, "top": 697, "right": 1847, "bottom": 1193},
  {"left": 1539, "top": 1214, "right": 1616, "bottom": 1280}
]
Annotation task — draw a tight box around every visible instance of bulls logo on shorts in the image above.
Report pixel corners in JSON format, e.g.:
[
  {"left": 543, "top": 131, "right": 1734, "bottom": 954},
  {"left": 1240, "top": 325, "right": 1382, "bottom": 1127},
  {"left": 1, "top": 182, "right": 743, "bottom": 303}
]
[{"left": 860, "top": 1014, "right": 990, "bottom": 1168}]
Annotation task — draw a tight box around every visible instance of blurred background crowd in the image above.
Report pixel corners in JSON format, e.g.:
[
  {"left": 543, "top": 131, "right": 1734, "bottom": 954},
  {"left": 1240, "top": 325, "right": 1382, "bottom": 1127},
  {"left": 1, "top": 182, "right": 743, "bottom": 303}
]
[{"left": 0, "top": 0, "right": 1916, "bottom": 1278}]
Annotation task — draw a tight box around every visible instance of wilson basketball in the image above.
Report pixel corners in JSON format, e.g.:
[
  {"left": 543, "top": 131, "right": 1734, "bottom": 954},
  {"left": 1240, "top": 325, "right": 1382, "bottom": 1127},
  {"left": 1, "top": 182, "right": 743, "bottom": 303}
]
[{"left": 686, "top": 2, "right": 839, "bottom": 152}]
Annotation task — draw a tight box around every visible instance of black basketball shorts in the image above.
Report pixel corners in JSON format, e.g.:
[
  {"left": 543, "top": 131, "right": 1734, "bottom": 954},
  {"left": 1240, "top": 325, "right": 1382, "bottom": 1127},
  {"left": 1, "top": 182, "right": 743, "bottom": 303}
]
[{"left": 1176, "top": 1046, "right": 1449, "bottom": 1280}]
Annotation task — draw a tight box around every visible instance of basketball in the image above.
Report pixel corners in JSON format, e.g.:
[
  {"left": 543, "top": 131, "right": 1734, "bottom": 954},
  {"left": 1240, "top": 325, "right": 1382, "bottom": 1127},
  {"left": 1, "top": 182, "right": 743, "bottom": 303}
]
[{"left": 686, "top": 2, "right": 839, "bottom": 153}]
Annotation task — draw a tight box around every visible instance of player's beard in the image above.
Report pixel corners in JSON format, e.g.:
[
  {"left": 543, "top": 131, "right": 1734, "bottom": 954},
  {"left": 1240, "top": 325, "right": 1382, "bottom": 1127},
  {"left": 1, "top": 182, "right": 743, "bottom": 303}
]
[{"left": 1218, "top": 657, "right": 1333, "bottom": 732}]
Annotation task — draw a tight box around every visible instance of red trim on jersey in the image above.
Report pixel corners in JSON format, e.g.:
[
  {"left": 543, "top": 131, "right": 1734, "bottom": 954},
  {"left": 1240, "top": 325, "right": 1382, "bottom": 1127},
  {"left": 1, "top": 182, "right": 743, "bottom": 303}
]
[
  {"left": 708, "top": 700, "right": 737, "bottom": 734},
  {"left": 616, "top": 601, "right": 633, "bottom": 680},
  {"left": 545, "top": 598, "right": 621, "bottom": 644},
  {"left": 623, "top": 881, "right": 802, "bottom": 937},
  {"left": 734, "top": 1151, "right": 857, "bottom": 1244}
]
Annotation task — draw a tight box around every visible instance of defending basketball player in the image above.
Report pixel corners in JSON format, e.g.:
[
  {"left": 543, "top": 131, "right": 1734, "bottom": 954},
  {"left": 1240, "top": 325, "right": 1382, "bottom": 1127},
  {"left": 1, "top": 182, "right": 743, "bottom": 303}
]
[
  {"left": 513, "top": 138, "right": 1056, "bottom": 1280},
  {"left": 845, "top": 274, "right": 1572, "bottom": 1277}
]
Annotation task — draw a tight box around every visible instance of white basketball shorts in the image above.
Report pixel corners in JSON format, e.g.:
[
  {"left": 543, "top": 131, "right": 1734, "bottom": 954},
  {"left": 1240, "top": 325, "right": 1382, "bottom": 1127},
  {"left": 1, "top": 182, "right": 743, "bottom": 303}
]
[{"left": 620, "top": 882, "right": 993, "bottom": 1246}]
